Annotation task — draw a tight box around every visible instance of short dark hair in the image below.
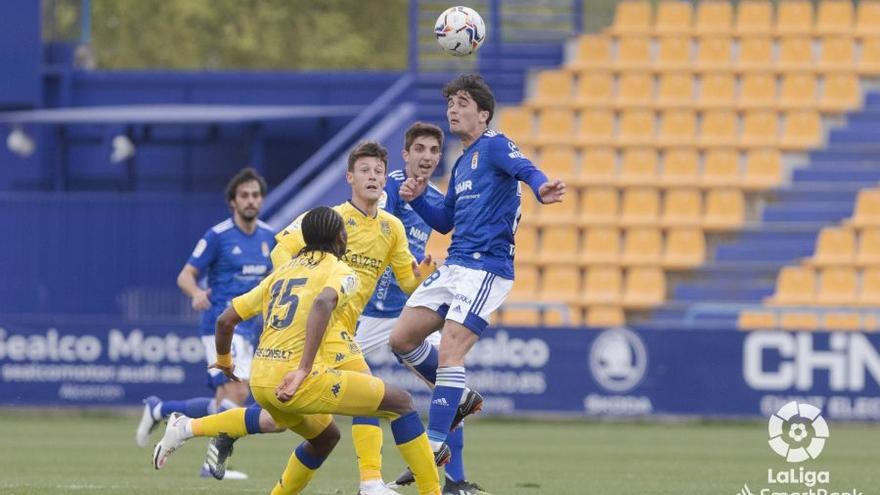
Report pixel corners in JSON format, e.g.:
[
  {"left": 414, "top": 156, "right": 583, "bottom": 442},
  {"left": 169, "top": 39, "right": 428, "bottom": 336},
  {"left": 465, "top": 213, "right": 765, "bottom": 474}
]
[
  {"left": 298, "top": 206, "right": 345, "bottom": 259},
  {"left": 347, "top": 141, "right": 388, "bottom": 172},
  {"left": 225, "top": 167, "right": 267, "bottom": 203},
  {"left": 442, "top": 74, "right": 496, "bottom": 125},
  {"left": 404, "top": 122, "right": 444, "bottom": 151}
]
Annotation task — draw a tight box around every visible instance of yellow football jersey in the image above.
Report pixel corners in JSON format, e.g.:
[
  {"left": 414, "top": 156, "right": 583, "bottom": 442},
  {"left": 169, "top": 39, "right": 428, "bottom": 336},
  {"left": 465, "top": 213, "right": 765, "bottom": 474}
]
[
  {"left": 232, "top": 251, "right": 358, "bottom": 388},
  {"left": 272, "top": 202, "right": 421, "bottom": 351}
]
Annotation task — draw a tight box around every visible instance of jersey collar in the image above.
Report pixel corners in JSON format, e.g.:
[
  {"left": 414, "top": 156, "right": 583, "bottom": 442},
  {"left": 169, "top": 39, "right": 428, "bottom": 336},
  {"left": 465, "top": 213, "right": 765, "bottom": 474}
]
[{"left": 346, "top": 200, "right": 378, "bottom": 219}]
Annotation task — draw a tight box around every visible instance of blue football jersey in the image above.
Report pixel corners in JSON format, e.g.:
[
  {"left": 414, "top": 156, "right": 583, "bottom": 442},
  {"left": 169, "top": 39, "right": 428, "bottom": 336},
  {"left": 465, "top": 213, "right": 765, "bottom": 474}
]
[
  {"left": 409, "top": 130, "right": 548, "bottom": 280},
  {"left": 186, "top": 218, "right": 276, "bottom": 337},
  {"left": 362, "top": 169, "right": 445, "bottom": 318}
]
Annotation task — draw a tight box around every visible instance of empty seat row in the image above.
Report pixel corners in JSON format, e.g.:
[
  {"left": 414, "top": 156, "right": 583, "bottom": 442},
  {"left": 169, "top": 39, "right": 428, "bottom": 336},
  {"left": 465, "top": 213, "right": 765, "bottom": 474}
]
[
  {"left": 521, "top": 187, "right": 745, "bottom": 230},
  {"left": 807, "top": 226, "right": 880, "bottom": 266},
  {"left": 516, "top": 226, "right": 705, "bottom": 268},
  {"left": 766, "top": 266, "right": 880, "bottom": 306},
  {"left": 530, "top": 71, "right": 860, "bottom": 113},
  {"left": 502, "top": 108, "right": 823, "bottom": 151},
  {"left": 517, "top": 147, "right": 782, "bottom": 190},
  {"left": 610, "top": 0, "right": 880, "bottom": 37},
  {"left": 738, "top": 309, "right": 880, "bottom": 331},
  {"left": 497, "top": 305, "right": 627, "bottom": 328},
  {"left": 510, "top": 265, "right": 667, "bottom": 309},
  {"left": 847, "top": 189, "right": 880, "bottom": 227}
]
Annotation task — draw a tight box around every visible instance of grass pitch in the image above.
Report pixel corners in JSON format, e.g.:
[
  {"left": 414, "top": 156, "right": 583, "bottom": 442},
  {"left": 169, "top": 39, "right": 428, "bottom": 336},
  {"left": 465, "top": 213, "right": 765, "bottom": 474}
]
[{"left": 1, "top": 410, "right": 878, "bottom": 494}]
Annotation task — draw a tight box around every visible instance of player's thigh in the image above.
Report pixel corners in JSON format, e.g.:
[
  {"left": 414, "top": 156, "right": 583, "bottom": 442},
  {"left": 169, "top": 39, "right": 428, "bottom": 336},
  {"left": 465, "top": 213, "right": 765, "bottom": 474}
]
[
  {"left": 390, "top": 306, "right": 445, "bottom": 352},
  {"left": 256, "top": 368, "right": 391, "bottom": 419},
  {"left": 288, "top": 414, "right": 335, "bottom": 441},
  {"left": 355, "top": 316, "right": 396, "bottom": 358},
  {"left": 334, "top": 353, "right": 372, "bottom": 374}
]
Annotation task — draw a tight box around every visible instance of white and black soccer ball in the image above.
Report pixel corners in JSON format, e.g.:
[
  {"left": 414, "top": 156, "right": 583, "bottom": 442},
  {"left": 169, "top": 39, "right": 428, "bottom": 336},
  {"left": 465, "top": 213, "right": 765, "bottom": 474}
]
[{"left": 434, "top": 6, "right": 486, "bottom": 57}]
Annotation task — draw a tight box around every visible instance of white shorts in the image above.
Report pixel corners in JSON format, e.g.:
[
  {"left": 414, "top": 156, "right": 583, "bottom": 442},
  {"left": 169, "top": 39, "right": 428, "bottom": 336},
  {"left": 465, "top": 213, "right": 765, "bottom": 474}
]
[
  {"left": 405, "top": 264, "right": 513, "bottom": 336},
  {"left": 356, "top": 315, "right": 441, "bottom": 358},
  {"left": 202, "top": 334, "right": 254, "bottom": 387}
]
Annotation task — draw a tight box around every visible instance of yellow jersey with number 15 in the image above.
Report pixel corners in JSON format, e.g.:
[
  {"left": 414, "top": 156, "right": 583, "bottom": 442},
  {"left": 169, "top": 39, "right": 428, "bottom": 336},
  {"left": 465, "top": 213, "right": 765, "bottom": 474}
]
[{"left": 231, "top": 252, "right": 358, "bottom": 388}]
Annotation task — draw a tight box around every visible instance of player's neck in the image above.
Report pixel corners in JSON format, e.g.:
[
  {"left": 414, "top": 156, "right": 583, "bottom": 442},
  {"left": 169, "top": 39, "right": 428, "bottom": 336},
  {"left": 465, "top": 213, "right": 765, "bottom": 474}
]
[
  {"left": 349, "top": 196, "right": 378, "bottom": 218},
  {"left": 233, "top": 214, "right": 257, "bottom": 235},
  {"left": 458, "top": 125, "right": 487, "bottom": 149}
]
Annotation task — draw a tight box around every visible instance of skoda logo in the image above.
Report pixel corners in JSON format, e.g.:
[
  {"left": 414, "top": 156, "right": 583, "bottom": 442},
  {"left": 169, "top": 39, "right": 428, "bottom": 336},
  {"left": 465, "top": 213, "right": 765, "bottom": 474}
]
[
  {"left": 768, "top": 401, "right": 829, "bottom": 463},
  {"left": 589, "top": 327, "right": 647, "bottom": 392}
]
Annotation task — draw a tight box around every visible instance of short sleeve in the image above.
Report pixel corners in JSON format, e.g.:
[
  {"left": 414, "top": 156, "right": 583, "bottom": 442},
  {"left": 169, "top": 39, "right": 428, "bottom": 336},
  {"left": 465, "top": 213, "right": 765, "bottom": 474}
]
[{"left": 186, "top": 229, "right": 219, "bottom": 272}]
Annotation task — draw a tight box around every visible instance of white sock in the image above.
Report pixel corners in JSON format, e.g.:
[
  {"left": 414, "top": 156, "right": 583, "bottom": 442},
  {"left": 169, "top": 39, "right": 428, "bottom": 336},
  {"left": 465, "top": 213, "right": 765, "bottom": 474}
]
[
  {"left": 458, "top": 387, "right": 471, "bottom": 405},
  {"left": 183, "top": 417, "right": 194, "bottom": 438},
  {"left": 151, "top": 402, "right": 163, "bottom": 421},
  {"left": 429, "top": 439, "right": 443, "bottom": 451},
  {"left": 360, "top": 479, "right": 385, "bottom": 490}
]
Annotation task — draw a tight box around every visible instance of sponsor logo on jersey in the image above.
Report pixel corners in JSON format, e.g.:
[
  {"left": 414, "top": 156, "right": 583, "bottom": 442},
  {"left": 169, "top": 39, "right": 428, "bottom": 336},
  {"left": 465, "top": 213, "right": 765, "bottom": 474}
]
[
  {"left": 254, "top": 348, "right": 293, "bottom": 361},
  {"left": 507, "top": 140, "right": 525, "bottom": 159},
  {"left": 455, "top": 180, "right": 473, "bottom": 195},
  {"left": 343, "top": 251, "right": 382, "bottom": 271},
  {"left": 192, "top": 238, "right": 208, "bottom": 258},
  {"left": 341, "top": 274, "right": 358, "bottom": 295},
  {"left": 231, "top": 245, "right": 242, "bottom": 255},
  {"left": 471, "top": 152, "right": 479, "bottom": 169},
  {"left": 241, "top": 264, "right": 268, "bottom": 275},
  {"left": 408, "top": 226, "right": 428, "bottom": 242},
  {"left": 335, "top": 352, "right": 345, "bottom": 362}
]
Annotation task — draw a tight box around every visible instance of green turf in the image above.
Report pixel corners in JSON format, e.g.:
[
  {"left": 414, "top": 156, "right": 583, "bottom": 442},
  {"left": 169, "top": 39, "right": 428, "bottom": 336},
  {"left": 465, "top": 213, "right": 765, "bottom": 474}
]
[{"left": 1, "top": 411, "right": 878, "bottom": 494}]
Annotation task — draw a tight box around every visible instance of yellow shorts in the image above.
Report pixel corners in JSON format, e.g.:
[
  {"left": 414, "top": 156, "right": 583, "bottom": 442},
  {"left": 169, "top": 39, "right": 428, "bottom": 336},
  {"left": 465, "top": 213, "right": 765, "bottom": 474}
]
[{"left": 323, "top": 327, "right": 366, "bottom": 368}]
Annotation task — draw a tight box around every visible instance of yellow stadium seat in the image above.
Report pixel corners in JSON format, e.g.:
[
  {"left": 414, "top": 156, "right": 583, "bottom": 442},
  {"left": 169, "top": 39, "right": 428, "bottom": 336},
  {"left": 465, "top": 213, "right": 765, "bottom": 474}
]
[
  {"left": 585, "top": 306, "right": 626, "bottom": 327},
  {"left": 615, "top": 36, "right": 653, "bottom": 71},
  {"left": 662, "top": 188, "right": 703, "bottom": 227},
  {"left": 808, "top": 227, "right": 856, "bottom": 266},
  {"left": 780, "top": 311, "right": 819, "bottom": 331},
  {"left": 700, "top": 110, "right": 738, "bottom": 147},
  {"left": 542, "top": 305, "right": 584, "bottom": 327},
  {"left": 577, "top": 109, "right": 615, "bottom": 146},
  {"left": 741, "top": 110, "right": 780, "bottom": 148},
  {"left": 736, "top": 36, "right": 774, "bottom": 73},
  {"left": 780, "top": 111, "right": 822, "bottom": 151},
  {"left": 616, "top": 72, "right": 654, "bottom": 109},
  {"left": 817, "top": 267, "right": 858, "bottom": 306},
  {"left": 703, "top": 188, "right": 745, "bottom": 230},
  {"left": 499, "top": 307, "right": 542, "bottom": 327},
  {"left": 776, "top": 0, "right": 815, "bottom": 36},
  {"left": 571, "top": 35, "right": 613, "bottom": 71},
  {"left": 580, "top": 227, "right": 621, "bottom": 266},
  {"left": 619, "top": 147, "right": 659, "bottom": 186},
  {"left": 819, "top": 73, "right": 861, "bottom": 113},
  {"left": 582, "top": 266, "right": 623, "bottom": 305},
  {"left": 701, "top": 149, "right": 741, "bottom": 187},
  {"left": 858, "top": 37, "right": 880, "bottom": 75},
  {"left": 622, "top": 267, "right": 666, "bottom": 308},
  {"left": 664, "top": 228, "right": 706, "bottom": 268},
  {"left": 779, "top": 73, "right": 818, "bottom": 110},
  {"left": 535, "top": 109, "right": 575, "bottom": 146},
  {"left": 850, "top": 189, "right": 880, "bottom": 228},
  {"left": 539, "top": 146, "right": 577, "bottom": 183},
  {"left": 816, "top": 1, "right": 854, "bottom": 35},
  {"left": 538, "top": 190, "right": 578, "bottom": 226},
  {"left": 698, "top": 73, "right": 736, "bottom": 109},
  {"left": 778, "top": 37, "right": 815, "bottom": 73},
  {"left": 660, "top": 148, "right": 700, "bottom": 187},
  {"left": 539, "top": 225, "right": 580, "bottom": 266},
  {"left": 620, "top": 187, "right": 661, "bottom": 226},
  {"left": 655, "top": 35, "right": 691, "bottom": 71},
  {"left": 857, "top": 228, "right": 880, "bottom": 266},
  {"left": 617, "top": 110, "right": 656, "bottom": 147},
  {"left": 541, "top": 266, "right": 582, "bottom": 304},
  {"left": 767, "top": 266, "right": 817, "bottom": 306},
  {"left": 498, "top": 107, "right": 532, "bottom": 144},
  {"left": 738, "top": 309, "right": 778, "bottom": 330},
  {"left": 654, "top": 1, "right": 693, "bottom": 35},
  {"left": 736, "top": 0, "right": 774, "bottom": 36},
  {"left": 611, "top": 1, "right": 652, "bottom": 35},
  {"left": 856, "top": 1, "right": 880, "bottom": 38},
  {"left": 742, "top": 149, "right": 784, "bottom": 190},
  {"left": 580, "top": 188, "right": 620, "bottom": 226},
  {"left": 695, "top": 36, "right": 734, "bottom": 72},
  {"left": 530, "top": 70, "right": 574, "bottom": 108},
  {"left": 859, "top": 268, "right": 880, "bottom": 305},
  {"left": 657, "top": 73, "right": 694, "bottom": 109},
  {"left": 514, "top": 225, "right": 538, "bottom": 264},
  {"left": 658, "top": 110, "right": 697, "bottom": 147},
  {"left": 519, "top": 191, "right": 541, "bottom": 224},
  {"left": 695, "top": 2, "right": 733, "bottom": 36},
  {"left": 864, "top": 312, "right": 880, "bottom": 331},
  {"left": 621, "top": 227, "right": 663, "bottom": 266},
  {"left": 739, "top": 73, "right": 778, "bottom": 110},
  {"left": 509, "top": 265, "right": 539, "bottom": 301},
  {"left": 822, "top": 312, "right": 862, "bottom": 331},
  {"left": 817, "top": 36, "right": 857, "bottom": 72},
  {"left": 574, "top": 71, "right": 614, "bottom": 108},
  {"left": 579, "top": 147, "right": 617, "bottom": 187}
]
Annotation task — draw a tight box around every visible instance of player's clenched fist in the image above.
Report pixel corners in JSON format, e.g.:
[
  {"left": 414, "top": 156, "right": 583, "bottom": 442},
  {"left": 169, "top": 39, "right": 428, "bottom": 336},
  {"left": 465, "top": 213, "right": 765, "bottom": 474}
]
[
  {"left": 400, "top": 177, "right": 428, "bottom": 202},
  {"left": 191, "top": 288, "right": 211, "bottom": 311}
]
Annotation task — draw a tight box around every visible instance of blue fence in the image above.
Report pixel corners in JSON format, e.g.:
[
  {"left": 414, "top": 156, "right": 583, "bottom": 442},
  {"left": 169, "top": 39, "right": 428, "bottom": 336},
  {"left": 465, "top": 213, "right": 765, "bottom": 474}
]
[{"left": 4, "top": 323, "right": 879, "bottom": 422}]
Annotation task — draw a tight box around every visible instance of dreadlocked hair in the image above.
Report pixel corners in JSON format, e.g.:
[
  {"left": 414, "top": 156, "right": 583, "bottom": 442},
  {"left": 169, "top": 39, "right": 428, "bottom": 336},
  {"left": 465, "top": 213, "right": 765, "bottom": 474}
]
[{"left": 295, "top": 206, "right": 345, "bottom": 261}]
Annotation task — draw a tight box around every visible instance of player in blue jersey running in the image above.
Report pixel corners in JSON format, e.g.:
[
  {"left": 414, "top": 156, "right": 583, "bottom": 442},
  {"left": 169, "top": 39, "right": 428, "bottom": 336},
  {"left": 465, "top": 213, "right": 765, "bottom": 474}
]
[
  {"left": 134, "top": 167, "right": 276, "bottom": 480},
  {"left": 388, "top": 74, "right": 566, "bottom": 483}
]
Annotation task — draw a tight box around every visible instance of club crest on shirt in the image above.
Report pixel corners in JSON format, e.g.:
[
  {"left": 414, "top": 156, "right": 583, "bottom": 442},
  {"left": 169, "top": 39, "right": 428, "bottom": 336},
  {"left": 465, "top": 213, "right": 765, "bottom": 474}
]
[
  {"left": 261, "top": 241, "right": 270, "bottom": 257},
  {"left": 471, "top": 152, "right": 479, "bottom": 169},
  {"left": 347, "top": 218, "right": 357, "bottom": 227},
  {"left": 380, "top": 221, "right": 391, "bottom": 236}
]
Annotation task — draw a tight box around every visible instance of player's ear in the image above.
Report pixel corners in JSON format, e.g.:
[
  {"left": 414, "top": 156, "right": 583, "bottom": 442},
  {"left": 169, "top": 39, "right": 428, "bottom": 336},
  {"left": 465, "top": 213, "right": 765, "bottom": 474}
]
[
  {"left": 402, "top": 148, "right": 409, "bottom": 163},
  {"left": 345, "top": 171, "right": 354, "bottom": 185},
  {"left": 479, "top": 109, "right": 489, "bottom": 125}
]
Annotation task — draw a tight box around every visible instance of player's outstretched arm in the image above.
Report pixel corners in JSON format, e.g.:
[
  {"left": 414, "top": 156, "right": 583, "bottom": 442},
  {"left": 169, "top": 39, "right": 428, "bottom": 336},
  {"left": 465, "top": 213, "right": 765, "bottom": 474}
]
[
  {"left": 276, "top": 287, "right": 338, "bottom": 402},
  {"left": 177, "top": 264, "right": 211, "bottom": 311},
  {"left": 538, "top": 179, "right": 566, "bottom": 204},
  {"left": 210, "top": 307, "right": 243, "bottom": 381},
  {"left": 403, "top": 177, "right": 455, "bottom": 234}
]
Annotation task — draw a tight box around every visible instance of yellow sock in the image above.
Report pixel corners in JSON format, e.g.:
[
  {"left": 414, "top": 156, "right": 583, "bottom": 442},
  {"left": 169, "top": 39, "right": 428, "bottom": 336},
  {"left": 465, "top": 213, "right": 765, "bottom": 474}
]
[
  {"left": 191, "top": 407, "right": 248, "bottom": 438},
  {"left": 352, "top": 418, "right": 383, "bottom": 482},
  {"left": 391, "top": 412, "right": 440, "bottom": 495},
  {"left": 270, "top": 444, "right": 323, "bottom": 495}
]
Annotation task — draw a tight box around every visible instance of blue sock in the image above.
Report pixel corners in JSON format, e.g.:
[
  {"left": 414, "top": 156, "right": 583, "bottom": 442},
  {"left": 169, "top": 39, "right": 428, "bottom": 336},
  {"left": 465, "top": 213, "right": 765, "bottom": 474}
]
[
  {"left": 160, "top": 397, "right": 213, "bottom": 418},
  {"left": 445, "top": 425, "right": 466, "bottom": 482},
  {"left": 427, "top": 367, "right": 466, "bottom": 447},
  {"left": 399, "top": 341, "right": 439, "bottom": 383}
]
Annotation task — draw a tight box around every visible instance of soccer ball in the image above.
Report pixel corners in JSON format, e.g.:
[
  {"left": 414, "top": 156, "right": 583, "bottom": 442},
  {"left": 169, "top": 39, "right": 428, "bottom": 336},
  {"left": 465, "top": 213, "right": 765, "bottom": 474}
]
[{"left": 434, "top": 6, "right": 486, "bottom": 57}]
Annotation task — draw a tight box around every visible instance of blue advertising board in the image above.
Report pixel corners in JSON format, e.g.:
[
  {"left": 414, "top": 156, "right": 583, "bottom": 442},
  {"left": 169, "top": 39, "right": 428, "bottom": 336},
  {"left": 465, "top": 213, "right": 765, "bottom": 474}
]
[{"left": 3, "top": 320, "right": 880, "bottom": 421}]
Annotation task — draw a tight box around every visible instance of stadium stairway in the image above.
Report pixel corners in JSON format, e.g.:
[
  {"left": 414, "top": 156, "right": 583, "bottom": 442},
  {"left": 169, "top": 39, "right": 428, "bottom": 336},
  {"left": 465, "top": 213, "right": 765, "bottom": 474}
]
[{"left": 645, "top": 91, "right": 880, "bottom": 330}]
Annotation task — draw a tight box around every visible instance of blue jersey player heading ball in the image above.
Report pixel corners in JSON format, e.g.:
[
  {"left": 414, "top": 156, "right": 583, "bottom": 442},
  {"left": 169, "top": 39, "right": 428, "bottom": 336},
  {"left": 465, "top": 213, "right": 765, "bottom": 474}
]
[{"left": 388, "top": 74, "right": 566, "bottom": 479}]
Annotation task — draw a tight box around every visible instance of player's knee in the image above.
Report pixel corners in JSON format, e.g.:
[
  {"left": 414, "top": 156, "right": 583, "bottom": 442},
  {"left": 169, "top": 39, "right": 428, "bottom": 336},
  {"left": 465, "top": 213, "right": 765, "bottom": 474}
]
[
  {"left": 258, "top": 409, "right": 283, "bottom": 433},
  {"left": 380, "top": 384, "right": 415, "bottom": 415},
  {"left": 310, "top": 423, "right": 341, "bottom": 458},
  {"left": 389, "top": 328, "right": 417, "bottom": 355}
]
